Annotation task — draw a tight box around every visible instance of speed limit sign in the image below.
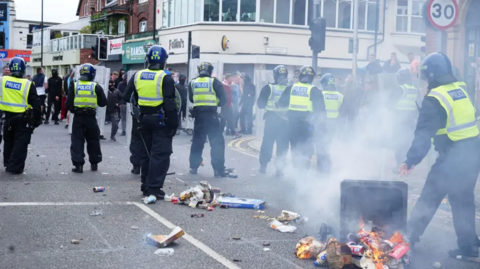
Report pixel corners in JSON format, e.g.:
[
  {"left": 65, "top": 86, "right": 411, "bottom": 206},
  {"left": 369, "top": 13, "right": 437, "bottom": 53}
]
[{"left": 426, "top": 0, "right": 459, "bottom": 30}]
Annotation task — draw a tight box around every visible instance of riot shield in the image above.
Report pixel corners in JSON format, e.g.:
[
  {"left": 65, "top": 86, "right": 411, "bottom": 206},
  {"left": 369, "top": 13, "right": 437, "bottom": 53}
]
[
  {"left": 125, "top": 70, "right": 138, "bottom": 146},
  {"left": 69, "top": 66, "right": 110, "bottom": 136},
  {"left": 253, "top": 70, "right": 274, "bottom": 138}
]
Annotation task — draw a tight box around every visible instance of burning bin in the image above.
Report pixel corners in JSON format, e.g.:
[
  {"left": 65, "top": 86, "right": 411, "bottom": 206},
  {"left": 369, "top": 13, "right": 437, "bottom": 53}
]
[{"left": 340, "top": 180, "right": 408, "bottom": 241}]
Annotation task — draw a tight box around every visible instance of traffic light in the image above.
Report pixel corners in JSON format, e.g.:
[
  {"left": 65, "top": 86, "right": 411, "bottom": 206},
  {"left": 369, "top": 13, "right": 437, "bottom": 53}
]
[
  {"left": 91, "top": 44, "right": 98, "bottom": 60},
  {"left": 309, "top": 18, "right": 326, "bottom": 52},
  {"left": 99, "top": 37, "right": 108, "bottom": 61},
  {"left": 420, "top": 35, "right": 426, "bottom": 53},
  {"left": 192, "top": 45, "right": 200, "bottom": 59}
]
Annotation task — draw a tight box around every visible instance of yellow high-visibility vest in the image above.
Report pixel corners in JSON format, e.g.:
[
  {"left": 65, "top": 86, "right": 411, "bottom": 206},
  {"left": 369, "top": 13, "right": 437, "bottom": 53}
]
[
  {"left": 396, "top": 84, "right": 418, "bottom": 111},
  {"left": 74, "top": 81, "right": 97, "bottom": 108},
  {"left": 289, "top": 83, "right": 313, "bottom": 112},
  {"left": 428, "top": 82, "right": 479, "bottom": 141},
  {"left": 191, "top": 77, "right": 218, "bottom": 107},
  {"left": 134, "top": 69, "right": 166, "bottom": 107},
  {"left": 0, "top": 76, "right": 32, "bottom": 113},
  {"left": 266, "top": 84, "right": 287, "bottom": 112},
  {"left": 322, "top": 90, "right": 344, "bottom": 118}
]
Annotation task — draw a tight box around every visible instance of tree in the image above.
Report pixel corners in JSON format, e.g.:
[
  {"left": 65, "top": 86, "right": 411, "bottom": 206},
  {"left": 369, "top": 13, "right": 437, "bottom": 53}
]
[{"left": 78, "top": 25, "right": 92, "bottom": 34}]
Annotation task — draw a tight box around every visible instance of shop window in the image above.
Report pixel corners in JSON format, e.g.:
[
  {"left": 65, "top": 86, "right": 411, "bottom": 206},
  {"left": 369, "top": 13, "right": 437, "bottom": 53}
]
[
  {"left": 260, "top": 0, "right": 274, "bottom": 23},
  {"left": 223, "top": 0, "right": 238, "bottom": 22},
  {"left": 240, "top": 0, "right": 256, "bottom": 22},
  {"left": 168, "top": 0, "right": 175, "bottom": 26},
  {"left": 139, "top": 20, "right": 148, "bottom": 32},
  {"left": 174, "top": 0, "right": 181, "bottom": 26},
  {"left": 276, "top": 0, "right": 290, "bottom": 24},
  {"left": 205, "top": 0, "right": 220, "bottom": 21},
  {"left": 396, "top": 0, "right": 425, "bottom": 33},
  {"left": 118, "top": 20, "right": 126, "bottom": 35}
]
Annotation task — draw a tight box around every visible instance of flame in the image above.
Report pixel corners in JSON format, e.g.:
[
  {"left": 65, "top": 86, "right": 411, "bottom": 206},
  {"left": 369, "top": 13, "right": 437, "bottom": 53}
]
[{"left": 296, "top": 244, "right": 311, "bottom": 259}]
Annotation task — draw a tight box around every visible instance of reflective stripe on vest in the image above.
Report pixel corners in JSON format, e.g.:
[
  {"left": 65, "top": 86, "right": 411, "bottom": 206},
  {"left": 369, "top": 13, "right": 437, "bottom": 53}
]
[
  {"left": 134, "top": 69, "right": 165, "bottom": 107},
  {"left": 74, "top": 81, "right": 97, "bottom": 108},
  {"left": 396, "top": 84, "right": 418, "bottom": 111},
  {"left": 0, "top": 76, "right": 32, "bottom": 113},
  {"left": 322, "top": 90, "right": 344, "bottom": 119},
  {"left": 289, "top": 83, "right": 313, "bottom": 112},
  {"left": 192, "top": 77, "right": 217, "bottom": 107},
  {"left": 266, "top": 84, "right": 287, "bottom": 112},
  {"left": 427, "top": 82, "right": 479, "bottom": 141}
]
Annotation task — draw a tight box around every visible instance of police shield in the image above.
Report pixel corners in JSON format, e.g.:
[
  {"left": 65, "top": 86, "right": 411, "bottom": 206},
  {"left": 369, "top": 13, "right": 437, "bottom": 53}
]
[{"left": 125, "top": 70, "right": 138, "bottom": 146}]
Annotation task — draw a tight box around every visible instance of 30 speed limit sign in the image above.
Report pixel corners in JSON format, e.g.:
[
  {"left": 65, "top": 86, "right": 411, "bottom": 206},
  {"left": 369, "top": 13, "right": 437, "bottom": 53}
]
[{"left": 427, "top": 0, "right": 459, "bottom": 30}]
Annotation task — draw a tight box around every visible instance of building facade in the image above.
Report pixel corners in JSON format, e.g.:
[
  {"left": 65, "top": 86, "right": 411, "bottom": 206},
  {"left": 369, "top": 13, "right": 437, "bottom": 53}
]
[{"left": 12, "top": 20, "right": 58, "bottom": 50}]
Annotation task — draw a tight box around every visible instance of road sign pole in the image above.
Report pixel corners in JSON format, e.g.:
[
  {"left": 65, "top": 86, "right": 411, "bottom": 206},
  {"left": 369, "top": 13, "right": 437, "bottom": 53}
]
[
  {"left": 436, "top": 29, "right": 443, "bottom": 53},
  {"left": 352, "top": 0, "right": 359, "bottom": 79},
  {"left": 312, "top": 0, "right": 319, "bottom": 74}
]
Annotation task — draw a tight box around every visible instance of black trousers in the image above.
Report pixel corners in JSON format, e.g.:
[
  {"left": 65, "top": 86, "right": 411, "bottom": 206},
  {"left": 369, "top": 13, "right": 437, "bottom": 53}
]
[
  {"left": 239, "top": 105, "right": 254, "bottom": 132},
  {"left": 39, "top": 95, "right": 47, "bottom": 118},
  {"left": 46, "top": 96, "right": 61, "bottom": 122},
  {"left": 130, "top": 116, "right": 142, "bottom": 168},
  {"left": 220, "top": 106, "right": 237, "bottom": 135},
  {"left": 408, "top": 138, "right": 480, "bottom": 248},
  {"left": 259, "top": 112, "right": 289, "bottom": 170},
  {"left": 392, "top": 112, "right": 416, "bottom": 166},
  {"left": 70, "top": 114, "right": 102, "bottom": 166},
  {"left": 289, "top": 119, "right": 314, "bottom": 171},
  {"left": 139, "top": 114, "right": 172, "bottom": 196},
  {"left": 189, "top": 112, "right": 225, "bottom": 171},
  {"left": 109, "top": 112, "right": 119, "bottom": 138},
  {"left": 3, "top": 116, "right": 32, "bottom": 172},
  {"left": 315, "top": 120, "right": 337, "bottom": 173}
]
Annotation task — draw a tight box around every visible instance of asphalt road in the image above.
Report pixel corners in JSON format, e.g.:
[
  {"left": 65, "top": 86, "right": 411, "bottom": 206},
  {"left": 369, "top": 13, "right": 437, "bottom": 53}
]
[{"left": 0, "top": 123, "right": 479, "bottom": 269}]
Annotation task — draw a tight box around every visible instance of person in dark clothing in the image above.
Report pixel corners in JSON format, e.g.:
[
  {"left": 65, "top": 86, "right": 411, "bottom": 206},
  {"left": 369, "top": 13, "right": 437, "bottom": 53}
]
[
  {"left": 45, "top": 69, "right": 63, "bottom": 124},
  {"left": 114, "top": 68, "right": 125, "bottom": 88},
  {"left": 188, "top": 61, "right": 230, "bottom": 177},
  {"left": 32, "top": 67, "right": 48, "bottom": 121},
  {"left": 339, "top": 73, "right": 362, "bottom": 140},
  {"left": 383, "top": 52, "right": 401, "bottom": 73},
  {"left": 66, "top": 64, "right": 108, "bottom": 173},
  {"left": 106, "top": 80, "right": 123, "bottom": 141},
  {"left": 257, "top": 65, "right": 289, "bottom": 177},
  {"left": 1, "top": 57, "right": 42, "bottom": 174},
  {"left": 117, "top": 73, "right": 128, "bottom": 136},
  {"left": 239, "top": 75, "right": 255, "bottom": 134},
  {"left": 123, "top": 45, "right": 177, "bottom": 201},
  {"left": 221, "top": 74, "right": 241, "bottom": 138},
  {"left": 277, "top": 65, "right": 326, "bottom": 171},
  {"left": 61, "top": 69, "right": 73, "bottom": 121},
  {"left": 365, "top": 54, "right": 383, "bottom": 76},
  {"left": 175, "top": 74, "right": 188, "bottom": 132},
  {"left": 399, "top": 52, "right": 480, "bottom": 258}
]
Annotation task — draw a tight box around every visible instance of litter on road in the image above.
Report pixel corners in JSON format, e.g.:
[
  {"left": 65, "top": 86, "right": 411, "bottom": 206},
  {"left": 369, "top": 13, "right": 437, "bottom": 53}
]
[
  {"left": 143, "top": 195, "right": 157, "bottom": 204},
  {"left": 93, "top": 187, "right": 105, "bottom": 192},
  {"left": 154, "top": 248, "right": 174, "bottom": 256},
  {"left": 146, "top": 226, "right": 185, "bottom": 248},
  {"left": 263, "top": 248, "right": 270, "bottom": 252},
  {"left": 270, "top": 220, "right": 297, "bottom": 233},
  {"left": 70, "top": 239, "right": 80, "bottom": 244},
  {"left": 191, "top": 213, "right": 205, "bottom": 218},
  {"left": 130, "top": 225, "right": 139, "bottom": 230},
  {"left": 89, "top": 210, "right": 103, "bottom": 216}
]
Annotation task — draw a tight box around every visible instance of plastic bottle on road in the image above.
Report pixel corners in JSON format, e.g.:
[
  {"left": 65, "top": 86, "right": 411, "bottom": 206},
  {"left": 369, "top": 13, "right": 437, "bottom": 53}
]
[{"left": 154, "top": 248, "right": 174, "bottom": 256}]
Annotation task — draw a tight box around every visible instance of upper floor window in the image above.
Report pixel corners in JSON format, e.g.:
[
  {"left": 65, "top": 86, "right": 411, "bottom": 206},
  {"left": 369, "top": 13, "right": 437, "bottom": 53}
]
[
  {"left": 163, "top": 0, "right": 202, "bottom": 28},
  {"left": 139, "top": 0, "right": 148, "bottom": 4},
  {"left": 139, "top": 20, "right": 148, "bottom": 32},
  {"left": 84, "top": 3, "right": 89, "bottom": 16},
  {"left": 396, "top": 0, "right": 425, "bottom": 33},
  {"left": 106, "top": 0, "right": 117, "bottom": 6},
  {"left": 96, "top": 0, "right": 102, "bottom": 11},
  {"left": 119, "top": 0, "right": 126, "bottom": 4},
  {"left": 118, "top": 20, "right": 126, "bottom": 35}
]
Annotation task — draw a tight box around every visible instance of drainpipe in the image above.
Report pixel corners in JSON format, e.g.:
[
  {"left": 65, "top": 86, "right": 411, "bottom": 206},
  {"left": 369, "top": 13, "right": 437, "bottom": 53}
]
[{"left": 367, "top": 0, "right": 386, "bottom": 59}]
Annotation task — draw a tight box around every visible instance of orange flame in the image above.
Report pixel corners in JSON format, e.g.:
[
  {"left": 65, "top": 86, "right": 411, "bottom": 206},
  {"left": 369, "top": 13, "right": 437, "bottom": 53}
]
[{"left": 296, "top": 244, "right": 311, "bottom": 259}]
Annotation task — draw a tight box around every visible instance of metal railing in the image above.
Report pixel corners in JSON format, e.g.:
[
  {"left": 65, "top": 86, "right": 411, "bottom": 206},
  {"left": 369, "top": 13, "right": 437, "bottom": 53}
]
[{"left": 48, "top": 34, "right": 98, "bottom": 53}]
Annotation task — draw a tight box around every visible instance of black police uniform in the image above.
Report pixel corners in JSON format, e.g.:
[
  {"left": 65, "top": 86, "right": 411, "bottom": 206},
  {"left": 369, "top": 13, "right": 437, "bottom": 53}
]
[
  {"left": 65, "top": 82, "right": 107, "bottom": 169},
  {"left": 129, "top": 97, "right": 143, "bottom": 174},
  {"left": 277, "top": 85, "right": 326, "bottom": 170},
  {"left": 2, "top": 84, "right": 41, "bottom": 173},
  {"left": 123, "top": 71, "right": 177, "bottom": 198},
  {"left": 188, "top": 75, "right": 227, "bottom": 174}
]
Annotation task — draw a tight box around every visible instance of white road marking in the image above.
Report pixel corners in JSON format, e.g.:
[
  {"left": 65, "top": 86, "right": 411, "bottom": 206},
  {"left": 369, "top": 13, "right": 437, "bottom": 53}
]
[
  {"left": 0, "top": 201, "right": 130, "bottom": 206},
  {"left": 133, "top": 202, "right": 241, "bottom": 269}
]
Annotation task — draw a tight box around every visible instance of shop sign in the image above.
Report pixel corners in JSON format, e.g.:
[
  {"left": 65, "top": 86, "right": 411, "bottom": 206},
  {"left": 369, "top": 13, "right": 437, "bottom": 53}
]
[
  {"left": 0, "top": 49, "right": 31, "bottom": 62},
  {"left": 122, "top": 40, "right": 154, "bottom": 64},
  {"left": 266, "top": 47, "right": 287, "bottom": 55},
  {"left": 108, "top": 38, "right": 124, "bottom": 55},
  {"left": 0, "top": 3, "right": 7, "bottom": 21},
  {"left": 221, "top": 36, "right": 229, "bottom": 51},
  {"left": 169, "top": 38, "right": 184, "bottom": 50}
]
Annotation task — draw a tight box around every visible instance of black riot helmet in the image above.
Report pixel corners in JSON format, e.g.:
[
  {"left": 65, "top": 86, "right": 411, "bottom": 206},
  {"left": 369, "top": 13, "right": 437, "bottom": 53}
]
[
  {"left": 320, "top": 73, "right": 336, "bottom": 91},
  {"left": 198, "top": 62, "right": 214, "bottom": 77},
  {"left": 420, "top": 52, "right": 454, "bottom": 85},
  {"left": 396, "top": 68, "right": 412, "bottom": 85},
  {"left": 273, "top": 65, "right": 288, "bottom": 84},
  {"left": 298, "top": 65, "right": 315, "bottom": 84}
]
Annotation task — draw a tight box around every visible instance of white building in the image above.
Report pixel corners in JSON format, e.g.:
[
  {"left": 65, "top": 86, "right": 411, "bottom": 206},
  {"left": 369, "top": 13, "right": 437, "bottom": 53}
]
[
  {"left": 155, "top": 0, "right": 426, "bottom": 78},
  {"left": 11, "top": 19, "right": 58, "bottom": 50}
]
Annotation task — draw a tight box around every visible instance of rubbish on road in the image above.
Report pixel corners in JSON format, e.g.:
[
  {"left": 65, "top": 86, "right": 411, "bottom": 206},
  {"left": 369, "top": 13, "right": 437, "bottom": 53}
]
[
  {"left": 257, "top": 210, "right": 265, "bottom": 213},
  {"left": 154, "top": 248, "right": 174, "bottom": 256},
  {"left": 254, "top": 215, "right": 274, "bottom": 220},
  {"left": 263, "top": 248, "right": 270, "bottom": 252},
  {"left": 220, "top": 192, "right": 235, "bottom": 198},
  {"left": 313, "top": 250, "right": 327, "bottom": 266},
  {"left": 232, "top": 237, "right": 241, "bottom": 240},
  {"left": 206, "top": 206, "right": 214, "bottom": 211},
  {"left": 146, "top": 227, "right": 185, "bottom": 248},
  {"left": 179, "top": 181, "right": 214, "bottom": 205},
  {"left": 233, "top": 259, "right": 242, "bottom": 262},
  {"left": 263, "top": 242, "right": 270, "bottom": 246},
  {"left": 89, "top": 210, "right": 103, "bottom": 216},
  {"left": 24, "top": 182, "right": 30, "bottom": 185},
  {"left": 325, "top": 238, "right": 345, "bottom": 269},
  {"left": 388, "top": 242, "right": 410, "bottom": 260},
  {"left": 456, "top": 255, "right": 480, "bottom": 263},
  {"left": 296, "top": 236, "right": 325, "bottom": 259},
  {"left": 191, "top": 213, "right": 205, "bottom": 218},
  {"left": 93, "top": 187, "right": 105, "bottom": 192},
  {"left": 228, "top": 174, "right": 238, "bottom": 178},
  {"left": 130, "top": 225, "right": 140, "bottom": 230},
  {"left": 347, "top": 243, "right": 365, "bottom": 256},
  {"left": 277, "top": 210, "right": 300, "bottom": 222},
  {"left": 216, "top": 197, "right": 265, "bottom": 210},
  {"left": 164, "top": 194, "right": 175, "bottom": 202},
  {"left": 432, "top": 262, "right": 442, "bottom": 268},
  {"left": 171, "top": 196, "right": 179, "bottom": 204},
  {"left": 70, "top": 239, "right": 80, "bottom": 244},
  {"left": 295, "top": 217, "right": 309, "bottom": 224},
  {"left": 220, "top": 204, "right": 229, "bottom": 209},
  {"left": 225, "top": 168, "right": 235, "bottom": 173},
  {"left": 270, "top": 220, "right": 297, "bottom": 233},
  {"left": 143, "top": 195, "right": 157, "bottom": 204}
]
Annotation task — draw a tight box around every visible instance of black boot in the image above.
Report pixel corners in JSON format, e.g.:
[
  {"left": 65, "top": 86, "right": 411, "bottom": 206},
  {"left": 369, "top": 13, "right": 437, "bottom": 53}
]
[
  {"left": 91, "top": 164, "right": 98, "bottom": 171},
  {"left": 72, "top": 165, "right": 83, "bottom": 173},
  {"left": 131, "top": 166, "right": 140, "bottom": 175},
  {"left": 448, "top": 246, "right": 479, "bottom": 258},
  {"left": 275, "top": 170, "right": 284, "bottom": 178},
  {"left": 54, "top": 121, "right": 59, "bottom": 125},
  {"left": 120, "top": 131, "right": 126, "bottom": 136},
  {"left": 214, "top": 170, "right": 229, "bottom": 178},
  {"left": 259, "top": 165, "right": 266, "bottom": 174},
  {"left": 190, "top": 168, "right": 198, "bottom": 174}
]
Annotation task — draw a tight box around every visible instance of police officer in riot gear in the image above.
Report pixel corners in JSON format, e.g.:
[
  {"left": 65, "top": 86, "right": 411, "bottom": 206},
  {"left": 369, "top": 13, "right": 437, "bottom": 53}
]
[
  {"left": 399, "top": 52, "right": 480, "bottom": 257},
  {"left": 188, "top": 62, "right": 229, "bottom": 177},
  {"left": 129, "top": 93, "right": 142, "bottom": 175},
  {"left": 257, "top": 65, "right": 290, "bottom": 177},
  {"left": 0, "top": 57, "right": 41, "bottom": 174},
  {"left": 317, "top": 73, "right": 344, "bottom": 173},
  {"left": 277, "top": 65, "right": 326, "bottom": 171},
  {"left": 390, "top": 68, "right": 418, "bottom": 171},
  {"left": 123, "top": 45, "right": 177, "bottom": 201},
  {"left": 65, "top": 63, "right": 107, "bottom": 173}
]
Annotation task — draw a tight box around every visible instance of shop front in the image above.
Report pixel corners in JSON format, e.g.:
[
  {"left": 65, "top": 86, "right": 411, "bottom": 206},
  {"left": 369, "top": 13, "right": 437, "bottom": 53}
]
[{"left": 122, "top": 39, "right": 156, "bottom": 71}]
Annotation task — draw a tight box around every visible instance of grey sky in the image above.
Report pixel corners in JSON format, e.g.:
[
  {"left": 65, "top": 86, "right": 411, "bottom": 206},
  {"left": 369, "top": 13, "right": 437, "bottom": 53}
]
[{"left": 15, "top": 0, "right": 79, "bottom": 24}]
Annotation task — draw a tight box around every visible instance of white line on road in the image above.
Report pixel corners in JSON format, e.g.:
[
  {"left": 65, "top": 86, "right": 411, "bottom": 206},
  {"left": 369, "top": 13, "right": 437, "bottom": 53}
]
[
  {"left": 133, "top": 202, "right": 241, "bottom": 269},
  {"left": 0, "top": 201, "right": 130, "bottom": 206}
]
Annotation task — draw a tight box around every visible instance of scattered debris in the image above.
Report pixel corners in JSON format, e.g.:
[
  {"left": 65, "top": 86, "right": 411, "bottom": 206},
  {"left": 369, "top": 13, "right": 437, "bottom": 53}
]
[
  {"left": 101, "top": 172, "right": 109, "bottom": 175},
  {"left": 217, "top": 197, "right": 265, "bottom": 209},
  {"left": 89, "top": 210, "right": 103, "bottom": 216},
  {"left": 164, "top": 194, "right": 175, "bottom": 202},
  {"left": 270, "top": 220, "right": 297, "bottom": 233},
  {"left": 263, "top": 242, "right": 270, "bottom": 247},
  {"left": 191, "top": 213, "right": 205, "bottom": 218},
  {"left": 143, "top": 195, "right": 157, "bottom": 204},
  {"left": 102, "top": 194, "right": 107, "bottom": 196},
  {"left": 263, "top": 248, "right": 270, "bottom": 252},
  {"left": 130, "top": 225, "right": 140, "bottom": 230},
  {"left": 257, "top": 210, "right": 265, "bottom": 213},
  {"left": 232, "top": 237, "right": 241, "bottom": 240},
  {"left": 296, "top": 236, "right": 325, "bottom": 259},
  {"left": 154, "top": 248, "right": 174, "bottom": 256},
  {"left": 233, "top": 259, "right": 242, "bottom": 262},
  {"left": 70, "top": 239, "right": 80, "bottom": 244},
  {"left": 314, "top": 250, "right": 327, "bottom": 266},
  {"left": 146, "top": 227, "right": 185, "bottom": 248},
  {"left": 93, "top": 187, "right": 105, "bottom": 192},
  {"left": 228, "top": 174, "right": 238, "bottom": 178},
  {"left": 24, "top": 182, "right": 30, "bottom": 185},
  {"left": 254, "top": 215, "right": 274, "bottom": 220},
  {"left": 432, "top": 261, "right": 442, "bottom": 268},
  {"left": 277, "top": 210, "right": 300, "bottom": 222}
]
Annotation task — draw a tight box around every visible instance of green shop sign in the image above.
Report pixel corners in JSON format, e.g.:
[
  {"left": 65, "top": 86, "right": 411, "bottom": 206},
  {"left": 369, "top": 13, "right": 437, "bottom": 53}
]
[{"left": 122, "top": 40, "right": 156, "bottom": 64}]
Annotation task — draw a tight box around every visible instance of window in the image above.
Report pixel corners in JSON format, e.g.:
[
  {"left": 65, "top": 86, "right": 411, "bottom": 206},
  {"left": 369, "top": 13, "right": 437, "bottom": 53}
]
[
  {"left": 106, "top": 0, "right": 117, "bottom": 6},
  {"left": 139, "top": 20, "right": 148, "bottom": 32},
  {"left": 96, "top": 0, "right": 101, "bottom": 11},
  {"left": 396, "top": 0, "right": 426, "bottom": 33},
  {"left": 181, "top": 0, "right": 188, "bottom": 25},
  {"left": 119, "top": 0, "right": 126, "bottom": 5},
  {"left": 223, "top": 0, "right": 238, "bottom": 22},
  {"left": 276, "top": 0, "right": 290, "bottom": 24},
  {"left": 323, "top": 0, "right": 336, "bottom": 27},
  {"left": 84, "top": 3, "right": 89, "bottom": 16},
  {"left": 293, "top": 0, "right": 306, "bottom": 25},
  {"left": 240, "top": 0, "right": 256, "bottom": 22},
  {"left": 118, "top": 20, "right": 126, "bottom": 35},
  {"left": 139, "top": 0, "right": 149, "bottom": 4},
  {"left": 260, "top": 0, "right": 274, "bottom": 23},
  {"left": 109, "top": 23, "right": 113, "bottom": 35},
  {"left": 205, "top": 0, "right": 220, "bottom": 21},
  {"left": 338, "top": 0, "right": 352, "bottom": 29},
  {"left": 188, "top": 0, "right": 195, "bottom": 24}
]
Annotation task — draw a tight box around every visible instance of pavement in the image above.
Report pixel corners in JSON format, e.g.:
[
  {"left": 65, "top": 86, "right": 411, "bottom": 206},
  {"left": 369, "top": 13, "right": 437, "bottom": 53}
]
[{"left": 0, "top": 123, "right": 479, "bottom": 269}]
